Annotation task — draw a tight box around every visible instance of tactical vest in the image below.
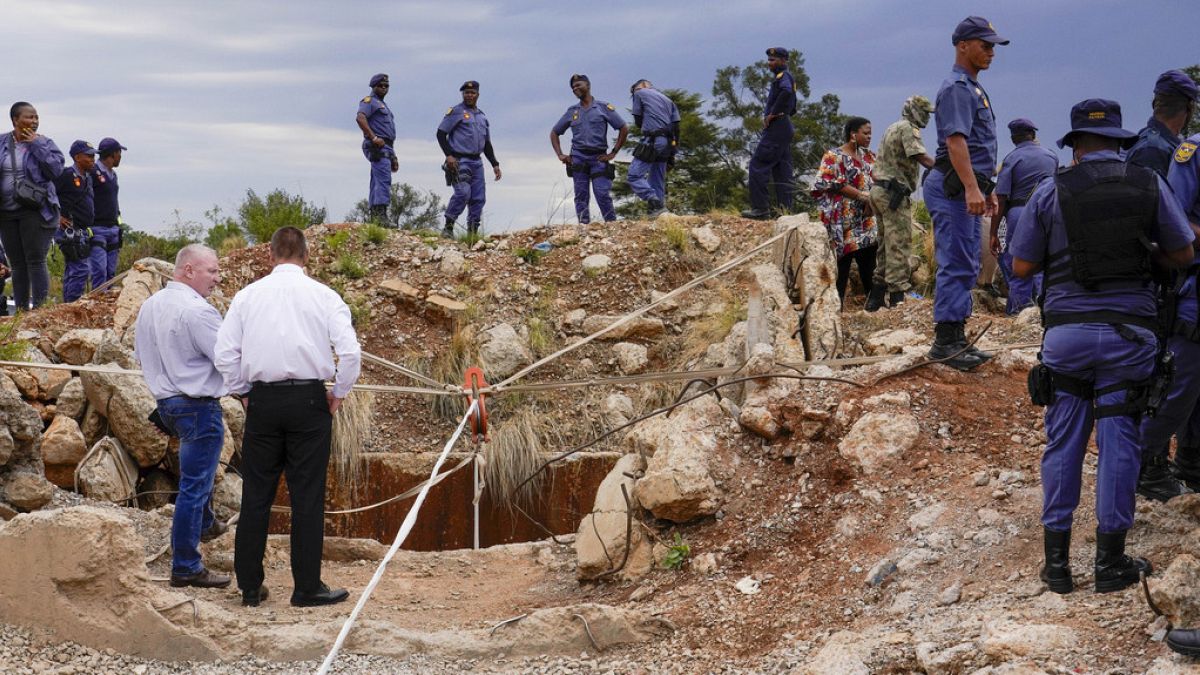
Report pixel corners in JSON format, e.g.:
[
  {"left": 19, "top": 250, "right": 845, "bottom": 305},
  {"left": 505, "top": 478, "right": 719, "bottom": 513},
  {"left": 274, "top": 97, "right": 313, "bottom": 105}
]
[{"left": 1041, "top": 159, "right": 1160, "bottom": 331}]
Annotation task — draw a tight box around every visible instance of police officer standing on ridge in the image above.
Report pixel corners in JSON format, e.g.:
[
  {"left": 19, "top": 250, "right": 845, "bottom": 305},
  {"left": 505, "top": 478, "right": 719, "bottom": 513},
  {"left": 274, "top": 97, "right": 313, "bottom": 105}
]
[
  {"left": 437, "top": 81, "right": 501, "bottom": 239},
  {"left": 989, "top": 119, "right": 1058, "bottom": 316},
  {"left": 550, "top": 74, "right": 629, "bottom": 227},
  {"left": 741, "top": 47, "right": 797, "bottom": 220},
  {"left": 1127, "top": 70, "right": 1198, "bottom": 178},
  {"left": 866, "top": 95, "right": 935, "bottom": 312},
  {"left": 90, "top": 137, "right": 125, "bottom": 289},
  {"left": 53, "top": 141, "right": 96, "bottom": 303},
  {"left": 924, "top": 17, "right": 1008, "bottom": 370},
  {"left": 1011, "top": 99, "right": 1194, "bottom": 595},
  {"left": 627, "top": 79, "right": 679, "bottom": 218},
  {"left": 356, "top": 73, "right": 399, "bottom": 227}
]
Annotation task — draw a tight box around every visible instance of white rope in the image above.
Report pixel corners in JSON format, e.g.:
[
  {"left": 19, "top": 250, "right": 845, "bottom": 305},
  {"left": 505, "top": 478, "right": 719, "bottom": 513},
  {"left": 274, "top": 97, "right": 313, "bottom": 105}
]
[{"left": 316, "top": 398, "right": 479, "bottom": 675}]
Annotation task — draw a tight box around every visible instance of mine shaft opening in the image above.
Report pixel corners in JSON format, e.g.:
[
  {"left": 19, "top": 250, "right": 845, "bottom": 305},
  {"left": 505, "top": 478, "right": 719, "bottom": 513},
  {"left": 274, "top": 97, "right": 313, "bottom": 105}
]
[{"left": 267, "top": 452, "right": 620, "bottom": 551}]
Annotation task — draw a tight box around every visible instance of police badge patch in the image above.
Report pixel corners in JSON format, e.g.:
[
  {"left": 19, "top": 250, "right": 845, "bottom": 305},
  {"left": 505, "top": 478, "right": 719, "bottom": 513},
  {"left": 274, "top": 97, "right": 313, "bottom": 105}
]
[{"left": 1176, "top": 142, "right": 1197, "bottom": 164}]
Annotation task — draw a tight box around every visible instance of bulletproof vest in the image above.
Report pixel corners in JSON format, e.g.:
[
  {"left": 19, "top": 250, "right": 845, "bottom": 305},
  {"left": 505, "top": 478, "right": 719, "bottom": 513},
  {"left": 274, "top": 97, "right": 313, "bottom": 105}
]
[{"left": 1044, "top": 160, "right": 1158, "bottom": 293}]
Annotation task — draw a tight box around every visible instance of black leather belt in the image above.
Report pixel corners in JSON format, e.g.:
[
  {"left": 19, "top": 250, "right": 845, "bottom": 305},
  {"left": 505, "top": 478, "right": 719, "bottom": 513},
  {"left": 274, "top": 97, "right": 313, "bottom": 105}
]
[
  {"left": 160, "top": 394, "right": 218, "bottom": 403},
  {"left": 252, "top": 379, "right": 323, "bottom": 388},
  {"left": 453, "top": 153, "right": 481, "bottom": 160}
]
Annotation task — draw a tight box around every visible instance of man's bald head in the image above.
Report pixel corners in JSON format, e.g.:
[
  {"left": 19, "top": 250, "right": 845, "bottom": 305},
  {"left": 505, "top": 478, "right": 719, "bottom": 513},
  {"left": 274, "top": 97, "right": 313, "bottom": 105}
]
[{"left": 174, "top": 244, "right": 221, "bottom": 297}]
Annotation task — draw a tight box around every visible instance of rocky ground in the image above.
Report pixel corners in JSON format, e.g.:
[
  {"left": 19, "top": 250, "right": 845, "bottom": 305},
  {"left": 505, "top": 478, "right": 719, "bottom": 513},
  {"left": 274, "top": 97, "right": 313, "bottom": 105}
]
[{"left": 4, "top": 215, "right": 1200, "bottom": 673}]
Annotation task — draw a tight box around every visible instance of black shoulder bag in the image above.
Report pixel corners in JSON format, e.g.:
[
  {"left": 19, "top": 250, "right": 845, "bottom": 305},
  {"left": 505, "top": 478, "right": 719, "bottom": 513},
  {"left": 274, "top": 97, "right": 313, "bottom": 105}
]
[{"left": 9, "top": 134, "right": 48, "bottom": 209}]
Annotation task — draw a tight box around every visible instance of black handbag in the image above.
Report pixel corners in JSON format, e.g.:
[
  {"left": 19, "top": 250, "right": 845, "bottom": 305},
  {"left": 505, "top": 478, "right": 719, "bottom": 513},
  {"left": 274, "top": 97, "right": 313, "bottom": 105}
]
[{"left": 9, "top": 134, "right": 48, "bottom": 209}]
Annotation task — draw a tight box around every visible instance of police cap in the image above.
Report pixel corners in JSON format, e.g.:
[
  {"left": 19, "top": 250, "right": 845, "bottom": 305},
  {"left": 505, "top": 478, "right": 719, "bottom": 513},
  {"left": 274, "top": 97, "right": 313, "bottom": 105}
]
[
  {"left": 952, "top": 16, "right": 1009, "bottom": 45},
  {"left": 460, "top": 80, "right": 479, "bottom": 92},
  {"left": 1057, "top": 99, "right": 1137, "bottom": 149},
  {"left": 1154, "top": 70, "right": 1199, "bottom": 102},
  {"left": 369, "top": 73, "right": 388, "bottom": 87},
  {"left": 765, "top": 47, "right": 789, "bottom": 59},
  {"left": 1007, "top": 118, "right": 1037, "bottom": 134},
  {"left": 68, "top": 140, "right": 96, "bottom": 157},
  {"left": 97, "top": 137, "right": 126, "bottom": 155}
]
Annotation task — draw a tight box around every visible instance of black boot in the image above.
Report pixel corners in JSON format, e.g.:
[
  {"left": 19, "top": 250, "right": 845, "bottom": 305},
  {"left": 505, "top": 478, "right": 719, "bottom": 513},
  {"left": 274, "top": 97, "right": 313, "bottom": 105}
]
[
  {"left": 1137, "top": 452, "right": 1192, "bottom": 502},
  {"left": 0, "top": 295, "right": 7, "bottom": 316},
  {"left": 927, "top": 322, "right": 986, "bottom": 371},
  {"left": 957, "top": 322, "right": 993, "bottom": 363},
  {"left": 740, "top": 206, "right": 769, "bottom": 220},
  {"left": 467, "top": 221, "right": 480, "bottom": 236},
  {"left": 441, "top": 218, "right": 455, "bottom": 239},
  {"left": 865, "top": 285, "right": 886, "bottom": 312},
  {"left": 1166, "top": 628, "right": 1200, "bottom": 657},
  {"left": 1174, "top": 446, "right": 1200, "bottom": 492},
  {"left": 647, "top": 199, "right": 667, "bottom": 218},
  {"left": 1040, "top": 527, "right": 1073, "bottom": 594},
  {"left": 1094, "top": 529, "right": 1152, "bottom": 593},
  {"left": 888, "top": 291, "right": 906, "bottom": 307},
  {"left": 369, "top": 204, "right": 391, "bottom": 227}
]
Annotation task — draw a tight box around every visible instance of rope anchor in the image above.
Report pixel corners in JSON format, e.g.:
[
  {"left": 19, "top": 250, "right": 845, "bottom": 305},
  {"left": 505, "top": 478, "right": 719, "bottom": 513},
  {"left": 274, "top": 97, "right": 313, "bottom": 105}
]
[{"left": 463, "top": 366, "right": 490, "bottom": 442}]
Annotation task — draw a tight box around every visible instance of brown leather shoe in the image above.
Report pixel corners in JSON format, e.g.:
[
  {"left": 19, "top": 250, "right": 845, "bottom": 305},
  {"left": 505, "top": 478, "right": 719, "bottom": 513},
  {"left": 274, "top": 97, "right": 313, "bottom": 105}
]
[
  {"left": 242, "top": 585, "right": 269, "bottom": 607},
  {"left": 170, "top": 568, "right": 231, "bottom": 589}
]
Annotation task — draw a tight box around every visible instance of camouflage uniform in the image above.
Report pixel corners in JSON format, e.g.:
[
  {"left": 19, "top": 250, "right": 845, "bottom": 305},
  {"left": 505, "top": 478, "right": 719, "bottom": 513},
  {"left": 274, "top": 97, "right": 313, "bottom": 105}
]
[{"left": 869, "top": 96, "right": 934, "bottom": 293}]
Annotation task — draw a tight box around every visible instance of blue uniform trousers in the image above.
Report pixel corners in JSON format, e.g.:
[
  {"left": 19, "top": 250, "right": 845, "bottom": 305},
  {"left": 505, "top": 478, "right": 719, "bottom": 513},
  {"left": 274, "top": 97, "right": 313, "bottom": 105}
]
[
  {"left": 362, "top": 141, "right": 394, "bottom": 208},
  {"left": 157, "top": 395, "right": 223, "bottom": 576},
  {"left": 926, "top": 168, "right": 981, "bottom": 323},
  {"left": 89, "top": 225, "right": 120, "bottom": 288},
  {"left": 445, "top": 157, "right": 485, "bottom": 225},
  {"left": 747, "top": 120, "right": 794, "bottom": 212},
  {"left": 628, "top": 136, "right": 669, "bottom": 204},
  {"left": 1140, "top": 272, "right": 1200, "bottom": 461},
  {"left": 571, "top": 152, "right": 615, "bottom": 224},
  {"left": 1041, "top": 323, "right": 1157, "bottom": 533},
  {"left": 999, "top": 204, "right": 1042, "bottom": 315},
  {"left": 53, "top": 229, "right": 91, "bottom": 302}
]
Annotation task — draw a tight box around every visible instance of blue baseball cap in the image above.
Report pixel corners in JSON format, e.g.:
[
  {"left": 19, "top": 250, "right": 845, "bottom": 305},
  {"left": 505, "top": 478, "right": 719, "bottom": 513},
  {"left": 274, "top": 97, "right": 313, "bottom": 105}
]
[
  {"left": 460, "top": 80, "right": 479, "bottom": 92},
  {"left": 1154, "top": 69, "right": 1199, "bottom": 102},
  {"left": 765, "top": 47, "right": 789, "bottom": 59},
  {"left": 1056, "top": 99, "right": 1137, "bottom": 149},
  {"left": 569, "top": 73, "right": 589, "bottom": 86},
  {"left": 97, "top": 137, "right": 126, "bottom": 154},
  {"left": 952, "top": 16, "right": 1009, "bottom": 45},
  {"left": 68, "top": 140, "right": 96, "bottom": 157},
  {"left": 1007, "top": 118, "right": 1038, "bottom": 134},
  {"left": 369, "top": 73, "right": 388, "bottom": 87}
]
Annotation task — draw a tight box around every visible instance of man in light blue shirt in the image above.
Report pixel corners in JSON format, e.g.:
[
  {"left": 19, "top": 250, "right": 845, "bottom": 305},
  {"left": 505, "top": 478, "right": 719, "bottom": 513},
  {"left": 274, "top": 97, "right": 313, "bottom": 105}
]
[{"left": 134, "top": 243, "right": 231, "bottom": 590}]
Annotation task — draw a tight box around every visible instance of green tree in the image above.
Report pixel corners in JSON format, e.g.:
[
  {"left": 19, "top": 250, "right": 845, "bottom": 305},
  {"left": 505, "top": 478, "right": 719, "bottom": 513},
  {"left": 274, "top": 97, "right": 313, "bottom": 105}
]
[
  {"left": 710, "top": 49, "right": 845, "bottom": 212},
  {"left": 202, "top": 206, "right": 248, "bottom": 255},
  {"left": 1184, "top": 64, "right": 1200, "bottom": 139},
  {"left": 237, "top": 188, "right": 326, "bottom": 243},
  {"left": 346, "top": 183, "right": 444, "bottom": 230}
]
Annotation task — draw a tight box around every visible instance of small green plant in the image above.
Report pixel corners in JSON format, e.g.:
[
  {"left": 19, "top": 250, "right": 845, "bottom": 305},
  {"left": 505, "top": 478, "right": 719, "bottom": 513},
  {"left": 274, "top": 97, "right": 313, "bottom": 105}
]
[
  {"left": 663, "top": 533, "right": 690, "bottom": 570},
  {"left": 346, "top": 294, "right": 372, "bottom": 328},
  {"left": 513, "top": 246, "right": 545, "bottom": 266},
  {"left": 527, "top": 316, "right": 553, "bottom": 356},
  {"left": 333, "top": 253, "right": 367, "bottom": 279},
  {"left": 363, "top": 222, "right": 389, "bottom": 245},
  {"left": 458, "top": 231, "right": 487, "bottom": 247},
  {"left": 661, "top": 222, "right": 689, "bottom": 253},
  {"left": 325, "top": 229, "right": 353, "bottom": 253}
]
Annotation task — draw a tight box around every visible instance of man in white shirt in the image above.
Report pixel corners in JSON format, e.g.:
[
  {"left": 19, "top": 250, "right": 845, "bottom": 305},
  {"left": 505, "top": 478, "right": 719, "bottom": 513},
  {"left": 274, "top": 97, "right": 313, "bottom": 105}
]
[
  {"left": 215, "top": 226, "right": 361, "bottom": 608},
  {"left": 134, "top": 244, "right": 231, "bottom": 589}
]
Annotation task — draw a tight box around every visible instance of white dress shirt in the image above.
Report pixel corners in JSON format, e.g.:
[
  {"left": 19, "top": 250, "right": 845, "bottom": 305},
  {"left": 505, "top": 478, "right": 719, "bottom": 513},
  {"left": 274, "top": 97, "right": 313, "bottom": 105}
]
[
  {"left": 214, "top": 263, "right": 361, "bottom": 398},
  {"left": 134, "top": 281, "right": 227, "bottom": 400}
]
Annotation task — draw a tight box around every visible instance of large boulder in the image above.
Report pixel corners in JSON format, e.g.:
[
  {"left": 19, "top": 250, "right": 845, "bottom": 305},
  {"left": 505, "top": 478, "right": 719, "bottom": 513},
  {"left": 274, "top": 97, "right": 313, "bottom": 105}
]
[
  {"left": 690, "top": 225, "right": 721, "bottom": 253},
  {"left": 92, "top": 333, "right": 138, "bottom": 370},
  {"left": 612, "top": 342, "right": 648, "bottom": 374},
  {"left": 0, "top": 372, "right": 43, "bottom": 443},
  {"left": 77, "top": 437, "right": 140, "bottom": 505},
  {"left": 630, "top": 396, "right": 723, "bottom": 522},
  {"left": 773, "top": 214, "right": 841, "bottom": 360},
  {"left": 865, "top": 328, "right": 924, "bottom": 356},
  {"left": 3, "top": 344, "right": 70, "bottom": 401},
  {"left": 213, "top": 472, "right": 242, "bottom": 522},
  {"left": 80, "top": 368, "right": 166, "bottom": 468},
  {"left": 0, "top": 426, "right": 13, "bottom": 467},
  {"left": 979, "top": 618, "right": 1077, "bottom": 660},
  {"left": 41, "top": 415, "right": 87, "bottom": 488},
  {"left": 3, "top": 471, "right": 55, "bottom": 511},
  {"left": 580, "top": 315, "right": 665, "bottom": 341},
  {"left": 576, "top": 453, "right": 653, "bottom": 581},
  {"left": 80, "top": 404, "right": 106, "bottom": 448},
  {"left": 1149, "top": 553, "right": 1200, "bottom": 627},
  {"left": 749, "top": 263, "right": 806, "bottom": 363},
  {"left": 839, "top": 411, "right": 921, "bottom": 473},
  {"left": 112, "top": 258, "right": 174, "bottom": 336},
  {"left": 53, "top": 329, "right": 108, "bottom": 366},
  {"left": 479, "top": 322, "right": 533, "bottom": 380},
  {"left": 55, "top": 377, "right": 87, "bottom": 419}
]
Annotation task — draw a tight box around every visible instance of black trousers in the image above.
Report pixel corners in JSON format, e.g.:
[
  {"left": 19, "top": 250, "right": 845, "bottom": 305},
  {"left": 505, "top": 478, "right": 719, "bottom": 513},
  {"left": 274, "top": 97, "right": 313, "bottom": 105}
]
[
  {"left": 836, "top": 245, "right": 878, "bottom": 302},
  {"left": 234, "top": 382, "right": 332, "bottom": 594}
]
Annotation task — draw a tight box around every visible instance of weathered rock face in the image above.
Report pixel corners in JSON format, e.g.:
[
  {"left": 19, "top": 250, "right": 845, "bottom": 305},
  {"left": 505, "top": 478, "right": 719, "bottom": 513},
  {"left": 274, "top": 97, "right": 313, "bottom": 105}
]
[
  {"left": 865, "top": 328, "right": 924, "bottom": 356},
  {"left": 582, "top": 253, "right": 612, "bottom": 275},
  {"left": 690, "top": 225, "right": 721, "bottom": 253},
  {"left": 0, "top": 373, "right": 43, "bottom": 443},
  {"left": 1150, "top": 553, "right": 1200, "bottom": 627},
  {"left": 213, "top": 472, "right": 242, "bottom": 522},
  {"left": 55, "top": 377, "right": 87, "bottom": 419},
  {"left": 3, "top": 345, "right": 71, "bottom": 402},
  {"left": 80, "top": 404, "right": 105, "bottom": 448},
  {"left": 80, "top": 369, "right": 166, "bottom": 468},
  {"left": 602, "top": 393, "right": 634, "bottom": 429},
  {"left": 773, "top": 214, "right": 841, "bottom": 360},
  {"left": 54, "top": 329, "right": 108, "bottom": 366},
  {"left": 77, "top": 437, "right": 139, "bottom": 504},
  {"left": 630, "top": 396, "right": 723, "bottom": 522},
  {"left": 801, "top": 631, "right": 873, "bottom": 675},
  {"left": 439, "top": 248, "right": 465, "bottom": 276},
  {"left": 612, "top": 342, "right": 649, "bottom": 374},
  {"left": 112, "top": 258, "right": 174, "bottom": 336},
  {"left": 839, "top": 411, "right": 921, "bottom": 473},
  {"left": 580, "top": 315, "right": 665, "bottom": 341},
  {"left": 41, "top": 415, "right": 87, "bottom": 488},
  {"left": 576, "top": 454, "right": 652, "bottom": 581},
  {"left": 92, "top": 332, "right": 138, "bottom": 370},
  {"left": 0, "top": 426, "right": 13, "bottom": 467},
  {"left": 3, "top": 471, "right": 55, "bottom": 511},
  {"left": 979, "top": 618, "right": 1077, "bottom": 660},
  {"left": 479, "top": 322, "right": 532, "bottom": 380},
  {"left": 749, "top": 263, "right": 806, "bottom": 364}
]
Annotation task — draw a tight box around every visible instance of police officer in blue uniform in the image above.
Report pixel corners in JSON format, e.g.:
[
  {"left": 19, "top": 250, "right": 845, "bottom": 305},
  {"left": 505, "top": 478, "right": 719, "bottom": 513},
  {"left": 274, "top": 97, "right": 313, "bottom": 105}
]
[
  {"left": 1127, "top": 70, "right": 1198, "bottom": 179},
  {"left": 356, "top": 73, "right": 399, "bottom": 226},
  {"left": 628, "top": 79, "right": 679, "bottom": 218},
  {"left": 989, "top": 119, "right": 1059, "bottom": 315},
  {"left": 53, "top": 141, "right": 96, "bottom": 302},
  {"left": 741, "top": 48, "right": 797, "bottom": 220},
  {"left": 1011, "top": 99, "right": 1194, "bottom": 594},
  {"left": 551, "top": 74, "right": 629, "bottom": 226},
  {"left": 1136, "top": 125, "right": 1200, "bottom": 503},
  {"left": 925, "top": 17, "right": 1010, "bottom": 370},
  {"left": 90, "top": 137, "right": 125, "bottom": 289},
  {"left": 437, "top": 81, "right": 501, "bottom": 238}
]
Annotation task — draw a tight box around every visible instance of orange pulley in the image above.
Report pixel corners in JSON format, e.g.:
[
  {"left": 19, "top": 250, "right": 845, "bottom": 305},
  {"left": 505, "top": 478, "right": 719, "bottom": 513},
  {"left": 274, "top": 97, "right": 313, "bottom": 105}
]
[{"left": 462, "top": 366, "right": 489, "bottom": 442}]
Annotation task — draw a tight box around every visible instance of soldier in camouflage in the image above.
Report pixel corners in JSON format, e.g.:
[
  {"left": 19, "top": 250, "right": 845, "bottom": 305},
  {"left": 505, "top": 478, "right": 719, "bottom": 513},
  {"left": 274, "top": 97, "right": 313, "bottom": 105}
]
[{"left": 865, "top": 95, "right": 936, "bottom": 311}]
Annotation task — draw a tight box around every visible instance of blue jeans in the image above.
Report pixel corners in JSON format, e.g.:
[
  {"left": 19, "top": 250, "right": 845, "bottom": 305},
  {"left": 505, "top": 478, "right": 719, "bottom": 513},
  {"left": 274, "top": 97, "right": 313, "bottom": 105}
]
[
  {"left": 926, "top": 168, "right": 981, "bottom": 323},
  {"left": 1041, "top": 323, "right": 1157, "bottom": 533},
  {"left": 157, "top": 395, "right": 224, "bottom": 576}
]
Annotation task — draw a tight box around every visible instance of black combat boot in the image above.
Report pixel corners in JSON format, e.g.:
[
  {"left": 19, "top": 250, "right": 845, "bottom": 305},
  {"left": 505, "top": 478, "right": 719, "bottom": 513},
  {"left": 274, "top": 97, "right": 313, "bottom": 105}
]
[
  {"left": 956, "top": 322, "right": 993, "bottom": 363},
  {"left": 441, "top": 218, "right": 455, "bottom": 239},
  {"left": 370, "top": 204, "right": 391, "bottom": 227},
  {"left": 1040, "top": 527, "right": 1073, "bottom": 594},
  {"left": 927, "top": 322, "right": 986, "bottom": 371},
  {"left": 1174, "top": 446, "right": 1200, "bottom": 492},
  {"left": 1094, "top": 529, "right": 1152, "bottom": 593},
  {"left": 647, "top": 199, "right": 667, "bottom": 218},
  {"left": 888, "top": 290, "right": 906, "bottom": 307},
  {"left": 865, "top": 284, "right": 887, "bottom": 312},
  {"left": 1166, "top": 627, "right": 1200, "bottom": 657},
  {"left": 1137, "top": 452, "right": 1191, "bottom": 502},
  {"left": 739, "top": 206, "right": 769, "bottom": 220},
  {"left": 467, "top": 221, "right": 480, "bottom": 236}
]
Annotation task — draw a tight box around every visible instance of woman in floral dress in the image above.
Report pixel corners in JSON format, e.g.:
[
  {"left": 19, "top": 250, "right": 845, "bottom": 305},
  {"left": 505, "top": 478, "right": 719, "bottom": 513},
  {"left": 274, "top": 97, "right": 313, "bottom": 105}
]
[{"left": 813, "top": 116, "right": 877, "bottom": 305}]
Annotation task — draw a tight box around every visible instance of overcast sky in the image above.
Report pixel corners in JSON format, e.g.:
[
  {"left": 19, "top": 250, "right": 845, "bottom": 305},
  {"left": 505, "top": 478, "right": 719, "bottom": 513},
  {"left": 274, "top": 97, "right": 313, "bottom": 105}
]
[{"left": 7, "top": 0, "right": 1198, "bottom": 235}]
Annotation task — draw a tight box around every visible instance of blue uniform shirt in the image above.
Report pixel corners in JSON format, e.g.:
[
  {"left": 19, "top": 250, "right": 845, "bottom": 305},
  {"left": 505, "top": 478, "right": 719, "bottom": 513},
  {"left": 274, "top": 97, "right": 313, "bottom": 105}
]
[
  {"left": 995, "top": 141, "right": 1059, "bottom": 202},
  {"left": 552, "top": 99, "right": 627, "bottom": 153},
  {"left": 1127, "top": 117, "right": 1183, "bottom": 179},
  {"left": 91, "top": 163, "right": 119, "bottom": 227},
  {"left": 54, "top": 165, "right": 94, "bottom": 229},
  {"left": 438, "top": 103, "right": 490, "bottom": 156},
  {"left": 764, "top": 70, "right": 797, "bottom": 118},
  {"left": 934, "top": 64, "right": 999, "bottom": 173},
  {"left": 1010, "top": 150, "right": 1194, "bottom": 318},
  {"left": 1169, "top": 134, "right": 1200, "bottom": 225},
  {"left": 358, "top": 92, "right": 396, "bottom": 140},
  {"left": 630, "top": 88, "right": 680, "bottom": 135}
]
